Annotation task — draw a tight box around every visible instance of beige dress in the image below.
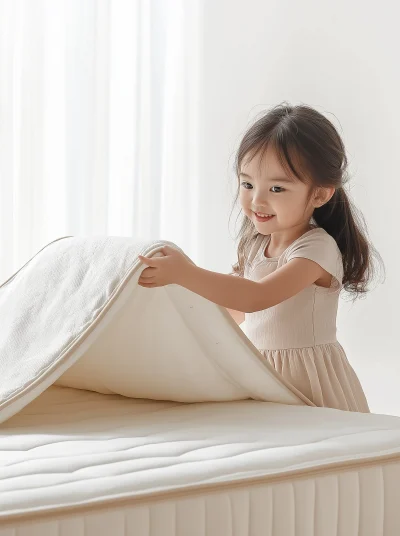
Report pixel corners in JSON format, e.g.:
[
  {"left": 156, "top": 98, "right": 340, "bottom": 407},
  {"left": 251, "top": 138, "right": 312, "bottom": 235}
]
[{"left": 243, "top": 227, "right": 370, "bottom": 413}]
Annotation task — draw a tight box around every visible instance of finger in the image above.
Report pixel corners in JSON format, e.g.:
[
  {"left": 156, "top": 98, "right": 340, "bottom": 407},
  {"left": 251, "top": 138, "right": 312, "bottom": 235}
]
[
  {"left": 138, "top": 255, "right": 149, "bottom": 265},
  {"left": 139, "top": 274, "right": 155, "bottom": 281},
  {"left": 138, "top": 254, "right": 158, "bottom": 266},
  {"left": 140, "top": 266, "right": 156, "bottom": 274},
  {"left": 140, "top": 266, "right": 157, "bottom": 276},
  {"left": 162, "top": 245, "right": 175, "bottom": 255}
]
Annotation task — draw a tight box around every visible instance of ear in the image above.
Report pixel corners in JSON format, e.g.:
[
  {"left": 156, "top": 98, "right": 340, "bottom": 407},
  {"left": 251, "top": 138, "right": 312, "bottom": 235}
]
[{"left": 313, "top": 186, "right": 336, "bottom": 208}]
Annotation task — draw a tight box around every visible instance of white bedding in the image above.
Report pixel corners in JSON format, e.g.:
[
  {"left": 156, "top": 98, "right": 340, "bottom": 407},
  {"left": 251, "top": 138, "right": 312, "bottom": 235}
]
[
  {"left": 2, "top": 236, "right": 400, "bottom": 534},
  {"left": 0, "top": 236, "right": 310, "bottom": 426},
  {"left": 1, "top": 385, "right": 400, "bottom": 533}
]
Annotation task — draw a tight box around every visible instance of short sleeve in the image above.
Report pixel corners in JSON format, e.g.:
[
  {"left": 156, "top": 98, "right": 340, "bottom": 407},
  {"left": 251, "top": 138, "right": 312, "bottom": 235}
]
[
  {"left": 285, "top": 229, "right": 344, "bottom": 292},
  {"left": 243, "top": 234, "right": 264, "bottom": 278}
]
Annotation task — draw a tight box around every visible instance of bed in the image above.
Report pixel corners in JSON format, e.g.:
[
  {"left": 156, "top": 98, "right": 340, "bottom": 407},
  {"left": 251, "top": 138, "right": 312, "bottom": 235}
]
[
  {"left": 2, "top": 386, "right": 400, "bottom": 534},
  {"left": 1, "top": 236, "right": 400, "bottom": 534}
]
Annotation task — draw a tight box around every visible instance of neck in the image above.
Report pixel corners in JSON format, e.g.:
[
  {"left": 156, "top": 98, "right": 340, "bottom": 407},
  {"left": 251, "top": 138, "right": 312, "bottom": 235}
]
[{"left": 267, "top": 222, "right": 314, "bottom": 256}]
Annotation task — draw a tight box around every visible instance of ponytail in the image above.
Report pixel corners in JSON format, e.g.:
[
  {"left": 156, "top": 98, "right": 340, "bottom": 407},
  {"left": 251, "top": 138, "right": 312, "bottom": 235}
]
[
  {"left": 313, "top": 186, "right": 385, "bottom": 299},
  {"left": 230, "top": 102, "right": 385, "bottom": 300}
]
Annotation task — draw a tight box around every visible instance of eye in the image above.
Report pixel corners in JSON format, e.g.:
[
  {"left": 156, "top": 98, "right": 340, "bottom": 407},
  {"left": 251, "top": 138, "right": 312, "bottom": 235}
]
[
  {"left": 271, "top": 186, "right": 285, "bottom": 193},
  {"left": 240, "top": 182, "right": 252, "bottom": 189}
]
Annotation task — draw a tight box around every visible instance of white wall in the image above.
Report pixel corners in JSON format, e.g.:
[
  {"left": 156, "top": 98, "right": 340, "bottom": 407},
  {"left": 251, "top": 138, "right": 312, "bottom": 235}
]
[{"left": 197, "top": 0, "right": 400, "bottom": 415}]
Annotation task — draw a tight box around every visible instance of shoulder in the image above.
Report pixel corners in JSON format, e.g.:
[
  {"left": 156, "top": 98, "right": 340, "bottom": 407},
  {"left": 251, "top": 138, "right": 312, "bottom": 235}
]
[
  {"left": 287, "top": 227, "right": 340, "bottom": 256},
  {"left": 284, "top": 227, "right": 343, "bottom": 288}
]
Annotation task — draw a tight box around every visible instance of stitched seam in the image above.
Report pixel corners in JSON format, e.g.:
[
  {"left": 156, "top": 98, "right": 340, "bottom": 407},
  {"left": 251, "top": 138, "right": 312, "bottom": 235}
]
[{"left": 258, "top": 341, "right": 340, "bottom": 352}]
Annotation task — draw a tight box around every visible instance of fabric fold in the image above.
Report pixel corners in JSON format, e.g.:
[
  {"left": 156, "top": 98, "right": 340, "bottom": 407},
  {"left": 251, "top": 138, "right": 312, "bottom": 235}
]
[
  {"left": 0, "top": 236, "right": 312, "bottom": 424},
  {"left": 260, "top": 342, "right": 369, "bottom": 412}
]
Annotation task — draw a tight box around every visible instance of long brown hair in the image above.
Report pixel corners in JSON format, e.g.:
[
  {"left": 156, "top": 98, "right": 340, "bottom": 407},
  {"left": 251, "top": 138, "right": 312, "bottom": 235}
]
[{"left": 230, "top": 102, "right": 385, "bottom": 301}]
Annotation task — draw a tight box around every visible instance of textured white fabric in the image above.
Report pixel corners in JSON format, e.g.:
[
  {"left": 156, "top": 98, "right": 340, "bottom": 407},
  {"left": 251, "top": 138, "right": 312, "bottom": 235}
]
[
  {"left": 1, "top": 386, "right": 400, "bottom": 529},
  {"left": 0, "top": 236, "right": 308, "bottom": 424}
]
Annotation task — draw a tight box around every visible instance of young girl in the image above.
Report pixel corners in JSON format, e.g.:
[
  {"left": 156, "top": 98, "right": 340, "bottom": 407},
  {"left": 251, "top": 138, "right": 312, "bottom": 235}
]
[{"left": 138, "top": 102, "right": 384, "bottom": 413}]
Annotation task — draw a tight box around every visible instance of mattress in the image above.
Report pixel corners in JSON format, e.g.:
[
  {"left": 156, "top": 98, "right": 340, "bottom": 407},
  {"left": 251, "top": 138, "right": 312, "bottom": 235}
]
[
  {"left": 2, "top": 235, "right": 400, "bottom": 534},
  {"left": 2, "top": 385, "right": 400, "bottom": 535},
  {"left": 0, "top": 236, "right": 311, "bottom": 427}
]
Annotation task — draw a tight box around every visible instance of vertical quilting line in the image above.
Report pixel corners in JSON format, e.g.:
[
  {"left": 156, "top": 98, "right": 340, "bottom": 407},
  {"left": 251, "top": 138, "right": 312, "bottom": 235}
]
[
  {"left": 246, "top": 489, "right": 251, "bottom": 536},
  {"left": 57, "top": 519, "right": 60, "bottom": 536},
  {"left": 295, "top": 481, "right": 302, "bottom": 536},
  {"left": 148, "top": 504, "right": 152, "bottom": 536},
  {"left": 312, "top": 478, "right": 316, "bottom": 536},
  {"left": 123, "top": 509, "right": 127, "bottom": 536},
  {"left": 227, "top": 492, "right": 233, "bottom": 536},
  {"left": 381, "top": 466, "right": 386, "bottom": 536},
  {"left": 291, "top": 482, "right": 296, "bottom": 536},
  {"left": 356, "top": 470, "right": 361, "bottom": 536},
  {"left": 248, "top": 489, "right": 252, "bottom": 536},
  {"left": 200, "top": 497, "right": 206, "bottom": 536},
  {"left": 204, "top": 497, "right": 207, "bottom": 536},
  {"left": 271, "top": 485, "right": 275, "bottom": 536},
  {"left": 174, "top": 500, "right": 177, "bottom": 536},
  {"left": 229, "top": 493, "right": 233, "bottom": 536},
  {"left": 335, "top": 474, "right": 339, "bottom": 536}
]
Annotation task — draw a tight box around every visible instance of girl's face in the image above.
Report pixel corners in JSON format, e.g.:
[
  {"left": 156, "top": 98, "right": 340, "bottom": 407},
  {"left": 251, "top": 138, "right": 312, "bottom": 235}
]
[{"left": 239, "top": 145, "right": 316, "bottom": 234}]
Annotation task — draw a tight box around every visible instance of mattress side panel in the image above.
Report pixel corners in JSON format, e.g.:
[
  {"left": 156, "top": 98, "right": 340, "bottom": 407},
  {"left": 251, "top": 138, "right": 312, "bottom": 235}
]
[{"left": 0, "top": 462, "right": 398, "bottom": 535}]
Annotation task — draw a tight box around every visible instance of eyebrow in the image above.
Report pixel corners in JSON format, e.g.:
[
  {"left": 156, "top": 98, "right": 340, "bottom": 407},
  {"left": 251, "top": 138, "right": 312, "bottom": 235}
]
[{"left": 239, "top": 172, "right": 295, "bottom": 184}]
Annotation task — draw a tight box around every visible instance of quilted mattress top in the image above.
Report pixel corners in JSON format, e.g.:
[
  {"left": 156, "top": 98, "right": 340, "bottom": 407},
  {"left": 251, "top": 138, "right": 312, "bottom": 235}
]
[{"left": 2, "top": 386, "right": 400, "bottom": 521}]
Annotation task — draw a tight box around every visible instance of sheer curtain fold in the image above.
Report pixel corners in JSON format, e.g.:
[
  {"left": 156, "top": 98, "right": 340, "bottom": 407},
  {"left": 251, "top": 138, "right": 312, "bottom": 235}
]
[{"left": 0, "top": 0, "right": 202, "bottom": 282}]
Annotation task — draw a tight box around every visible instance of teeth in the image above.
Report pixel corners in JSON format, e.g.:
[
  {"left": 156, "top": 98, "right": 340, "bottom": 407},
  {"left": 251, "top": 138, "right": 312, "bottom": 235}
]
[{"left": 256, "top": 212, "right": 273, "bottom": 217}]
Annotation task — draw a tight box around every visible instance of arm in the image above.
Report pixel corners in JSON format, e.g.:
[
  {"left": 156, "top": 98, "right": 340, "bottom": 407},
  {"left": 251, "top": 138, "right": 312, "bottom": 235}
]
[
  {"left": 180, "top": 258, "right": 326, "bottom": 312},
  {"left": 226, "top": 273, "right": 245, "bottom": 324},
  {"left": 226, "top": 308, "right": 245, "bottom": 325}
]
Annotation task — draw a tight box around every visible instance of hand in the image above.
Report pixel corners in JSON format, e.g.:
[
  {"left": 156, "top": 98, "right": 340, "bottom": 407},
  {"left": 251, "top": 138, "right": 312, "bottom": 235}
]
[{"left": 138, "top": 245, "right": 195, "bottom": 288}]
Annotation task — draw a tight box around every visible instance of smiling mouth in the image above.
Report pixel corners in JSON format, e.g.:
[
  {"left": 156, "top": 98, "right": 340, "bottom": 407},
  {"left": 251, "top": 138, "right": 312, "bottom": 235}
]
[{"left": 253, "top": 211, "right": 275, "bottom": 222}]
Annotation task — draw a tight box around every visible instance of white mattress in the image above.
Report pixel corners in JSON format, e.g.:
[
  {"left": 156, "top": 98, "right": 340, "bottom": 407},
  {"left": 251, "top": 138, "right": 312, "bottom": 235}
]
[
  {"left": 2, "top": 386, "right": 400, "bottom": 535},
  {"left": 0, "top": 236, "right": 309, "bottom": 427}
]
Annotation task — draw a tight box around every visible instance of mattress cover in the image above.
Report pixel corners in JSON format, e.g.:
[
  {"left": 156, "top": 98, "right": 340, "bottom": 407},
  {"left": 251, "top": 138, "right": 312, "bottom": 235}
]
[
  {"left": 1, "top": 385, "right": 400, "bottom": 523},
  {"left": 0, "top": 236, "right": 311, "bottom": 426}
]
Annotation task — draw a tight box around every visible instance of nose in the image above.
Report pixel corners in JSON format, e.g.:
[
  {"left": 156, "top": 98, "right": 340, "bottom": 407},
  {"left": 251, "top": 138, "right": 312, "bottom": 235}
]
[{"left": 252, "top": 190, "right": 269, "bottom": 210}]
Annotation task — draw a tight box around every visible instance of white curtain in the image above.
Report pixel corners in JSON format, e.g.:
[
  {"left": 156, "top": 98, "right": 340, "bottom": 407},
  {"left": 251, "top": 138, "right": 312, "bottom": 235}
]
[{"left": 0, "top": 0, "right": 202, "bottom": 282}]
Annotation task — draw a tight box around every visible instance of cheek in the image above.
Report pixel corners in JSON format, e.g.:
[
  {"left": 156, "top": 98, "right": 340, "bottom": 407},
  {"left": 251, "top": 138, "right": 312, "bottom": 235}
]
[
  {"left": 238, "top": 188, "right": 249, "bottom": 205},
  {"left": 285, "top": 195, "right": 307, "bottom": 216},
  {"left": 239, "top": 192, "right": 252, "bottom": 215}
]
